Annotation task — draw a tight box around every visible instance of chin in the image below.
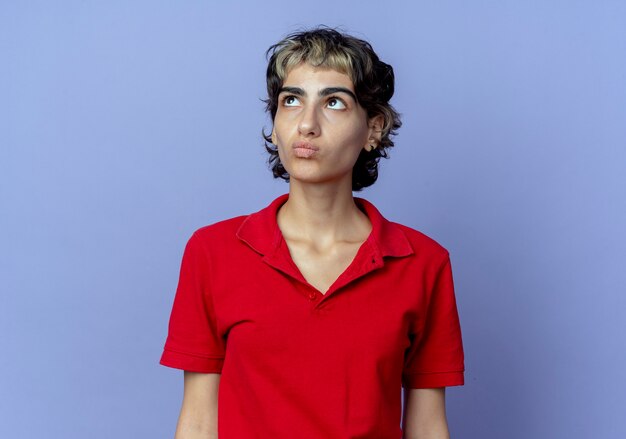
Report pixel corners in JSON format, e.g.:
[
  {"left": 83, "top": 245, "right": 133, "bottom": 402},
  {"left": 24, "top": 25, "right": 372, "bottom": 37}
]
[
  {"left": 284, "top": 159, "right": 354, "bottom": 184},
  {"left": 288, "top": 170, "right": 351, "bottom": 187},
  {"left": 286, "top": 171, "right": 325, "bottom": 184}
]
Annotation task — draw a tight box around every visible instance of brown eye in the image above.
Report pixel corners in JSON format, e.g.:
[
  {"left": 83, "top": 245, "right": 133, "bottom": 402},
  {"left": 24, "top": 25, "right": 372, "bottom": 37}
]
[
  {"left": 283, "top": 95, "right": 300, "bottom": 106},
  {"left": 327, "top": 97, "right": 346, "bottom": 110}
]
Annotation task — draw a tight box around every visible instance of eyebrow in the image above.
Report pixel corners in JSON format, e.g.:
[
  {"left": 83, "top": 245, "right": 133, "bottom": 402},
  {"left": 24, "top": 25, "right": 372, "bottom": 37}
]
[{"left": 279, "top": 86, "right": 358, "bottom": 103}]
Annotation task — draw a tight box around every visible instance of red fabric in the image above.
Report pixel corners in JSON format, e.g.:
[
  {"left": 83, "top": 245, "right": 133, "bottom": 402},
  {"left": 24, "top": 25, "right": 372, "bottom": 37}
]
[{"left": 160, "top": 193, "right": 464, "bottom": 438}]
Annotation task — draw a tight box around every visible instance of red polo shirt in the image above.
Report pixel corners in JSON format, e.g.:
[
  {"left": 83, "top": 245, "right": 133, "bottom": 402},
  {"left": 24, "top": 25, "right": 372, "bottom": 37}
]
[{"left": 160, "top": 193, "right": 464, "bottom": 438}]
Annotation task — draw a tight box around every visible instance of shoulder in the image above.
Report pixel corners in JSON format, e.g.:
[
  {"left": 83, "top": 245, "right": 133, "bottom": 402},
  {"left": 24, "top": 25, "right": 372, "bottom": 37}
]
[
  {"left": 194, "top": 215, "right": 248, "bottom": 237},
  {"left": 358, "top": 196, "right": 450, "bottom": 264},
  {"left": 188, "top": 214, "right": 248, "bottom": 246},
  {"left": 392, "top": 221, "right": 450, "bottom": 263},
  {"left": 179, "top": 215, "right": 252, "bottom": 263}
]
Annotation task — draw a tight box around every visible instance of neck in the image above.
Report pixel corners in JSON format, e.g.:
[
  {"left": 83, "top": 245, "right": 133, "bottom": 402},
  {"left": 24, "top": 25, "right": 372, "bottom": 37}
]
[{"left": 277, "top": 180, "right": 371, "bottom": 245}]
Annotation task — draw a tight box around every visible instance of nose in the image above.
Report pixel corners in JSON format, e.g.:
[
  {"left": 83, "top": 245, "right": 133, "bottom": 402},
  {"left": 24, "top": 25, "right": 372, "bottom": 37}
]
[{"left": 297, "top": 104, "right": 320, "bottom": 138}]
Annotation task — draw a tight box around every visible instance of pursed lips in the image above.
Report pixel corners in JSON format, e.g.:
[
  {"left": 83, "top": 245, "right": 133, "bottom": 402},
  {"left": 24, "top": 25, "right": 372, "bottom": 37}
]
[
  {"left": 293, "top": 141, "right": 319, "bottom": 151},
  {"left": 293, "top": 141, "right": 319, "bottom": 158}
]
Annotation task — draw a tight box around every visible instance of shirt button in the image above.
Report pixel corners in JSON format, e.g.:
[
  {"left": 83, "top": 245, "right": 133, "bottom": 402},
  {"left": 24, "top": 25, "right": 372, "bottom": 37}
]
[{"left": 308, "top": 292, "right": 317, "bottom": 300}]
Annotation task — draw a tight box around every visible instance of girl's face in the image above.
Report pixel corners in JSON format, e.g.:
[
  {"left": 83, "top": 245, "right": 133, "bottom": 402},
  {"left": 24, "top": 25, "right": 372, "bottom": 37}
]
[{"left": 271, "top": 62, "right": 382, "bottom": 188}]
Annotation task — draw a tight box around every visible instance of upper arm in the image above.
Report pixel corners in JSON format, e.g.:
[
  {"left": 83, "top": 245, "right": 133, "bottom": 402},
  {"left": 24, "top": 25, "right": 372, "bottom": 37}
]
[
  {"left": 402, "top": 254, "right": 465, "bottom": 389},
  {"left": 160, "top": 232, "right": 226, "bottom": 373},
  {"left": 176, "top": 372, "right": 221, "bottom": 438},
  {"left": 402, "top": 387, "right": 449, "bottom": 439}
]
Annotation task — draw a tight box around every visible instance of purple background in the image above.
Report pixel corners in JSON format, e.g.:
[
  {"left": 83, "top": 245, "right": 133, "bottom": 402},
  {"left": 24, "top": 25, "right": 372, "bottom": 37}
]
[{"left": 2, "top": 1, "right": 625, "bottom": 438}]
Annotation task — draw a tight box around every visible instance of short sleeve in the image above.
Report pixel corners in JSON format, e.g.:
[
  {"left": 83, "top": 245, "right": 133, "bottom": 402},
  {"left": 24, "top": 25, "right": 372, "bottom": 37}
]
[
  {"left": 402, "top": 254, "right": 465, "bottom": 388},
  {"left": 159, "top": 231, "right": 225, "bottom": 373}
]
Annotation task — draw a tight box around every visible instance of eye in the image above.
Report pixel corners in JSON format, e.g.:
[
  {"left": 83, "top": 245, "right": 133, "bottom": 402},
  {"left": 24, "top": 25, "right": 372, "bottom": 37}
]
[
  {"left": 327, "top": 97, "right": 346, "bottom": 110},
  {"left": 282, "top": 95, "right": 301, "bottom": 107}
]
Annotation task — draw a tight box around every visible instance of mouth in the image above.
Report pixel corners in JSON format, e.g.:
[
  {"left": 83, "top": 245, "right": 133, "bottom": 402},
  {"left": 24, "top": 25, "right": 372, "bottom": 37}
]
[{"left": 292, "top": 141, "right": 319, "bottom": 158}]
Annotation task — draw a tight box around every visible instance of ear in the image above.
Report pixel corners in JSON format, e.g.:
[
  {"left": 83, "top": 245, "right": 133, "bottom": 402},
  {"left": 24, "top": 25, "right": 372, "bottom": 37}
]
[
  {"left": 364, "top": 114, "right": 384, "bottom": 151},
  {"left": 271, "top": 129, "right": 277, "bottom": 144}
]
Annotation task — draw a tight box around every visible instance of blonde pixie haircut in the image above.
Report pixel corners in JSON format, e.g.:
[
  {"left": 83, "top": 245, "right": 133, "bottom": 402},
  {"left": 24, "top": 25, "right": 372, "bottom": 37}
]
[{"left": 262, "top": 26, "right": 402, "bottom": 191}]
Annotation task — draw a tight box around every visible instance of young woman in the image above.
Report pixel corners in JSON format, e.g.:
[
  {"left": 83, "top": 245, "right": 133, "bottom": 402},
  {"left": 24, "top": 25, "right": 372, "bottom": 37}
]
[{"left": 160, "top": 27, "right": 465, "bottom": 439}]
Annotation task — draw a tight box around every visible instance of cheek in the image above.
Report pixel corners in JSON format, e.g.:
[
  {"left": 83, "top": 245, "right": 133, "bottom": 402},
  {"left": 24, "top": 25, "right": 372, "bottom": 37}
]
[
  {"left": 336, "top": 119, "right": 369, "bottom": 148},
  {"left": 273, "top": 115, "right": 294, "bottom": 144},
  {"left": 273, "top": 123, "right": 291, "bottom": 164},
  {"left": 276, "top": 148, "right": 287, "bottom": 168}
]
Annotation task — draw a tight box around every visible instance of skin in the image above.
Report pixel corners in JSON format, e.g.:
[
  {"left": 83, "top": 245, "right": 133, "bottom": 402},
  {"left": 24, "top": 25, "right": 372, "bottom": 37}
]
[
  {"left": 403, "top": 387, "right": 450, "bottom": 439},
  {"left": 175, "top": 372, "right": 219, "bottom": 439},
  {"left": 269, "top": 62, "right": 384, "bottom": 294},
  {"left": 271, "top": 63, "right": 380, "bottom": 191},
  {"left": 174, "top": 61, "right": 449, "bottom": 439}
]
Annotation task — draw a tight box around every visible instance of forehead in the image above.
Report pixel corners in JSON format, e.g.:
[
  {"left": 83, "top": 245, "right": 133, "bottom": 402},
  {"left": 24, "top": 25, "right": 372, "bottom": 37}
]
[{"left": 282, "top": 63, "right": 355, "bottom": 91}]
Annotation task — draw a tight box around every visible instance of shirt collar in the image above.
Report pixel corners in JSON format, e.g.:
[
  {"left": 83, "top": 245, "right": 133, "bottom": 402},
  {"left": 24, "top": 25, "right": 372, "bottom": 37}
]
[{"left": 235, "top": 193, "right": 414, "bottom": 259}]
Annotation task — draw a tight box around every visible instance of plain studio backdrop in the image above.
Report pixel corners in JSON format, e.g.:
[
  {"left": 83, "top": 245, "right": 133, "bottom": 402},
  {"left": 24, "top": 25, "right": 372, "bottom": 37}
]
[{"left": 1, "top": 1, "right": 625, "bottom": 438}]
